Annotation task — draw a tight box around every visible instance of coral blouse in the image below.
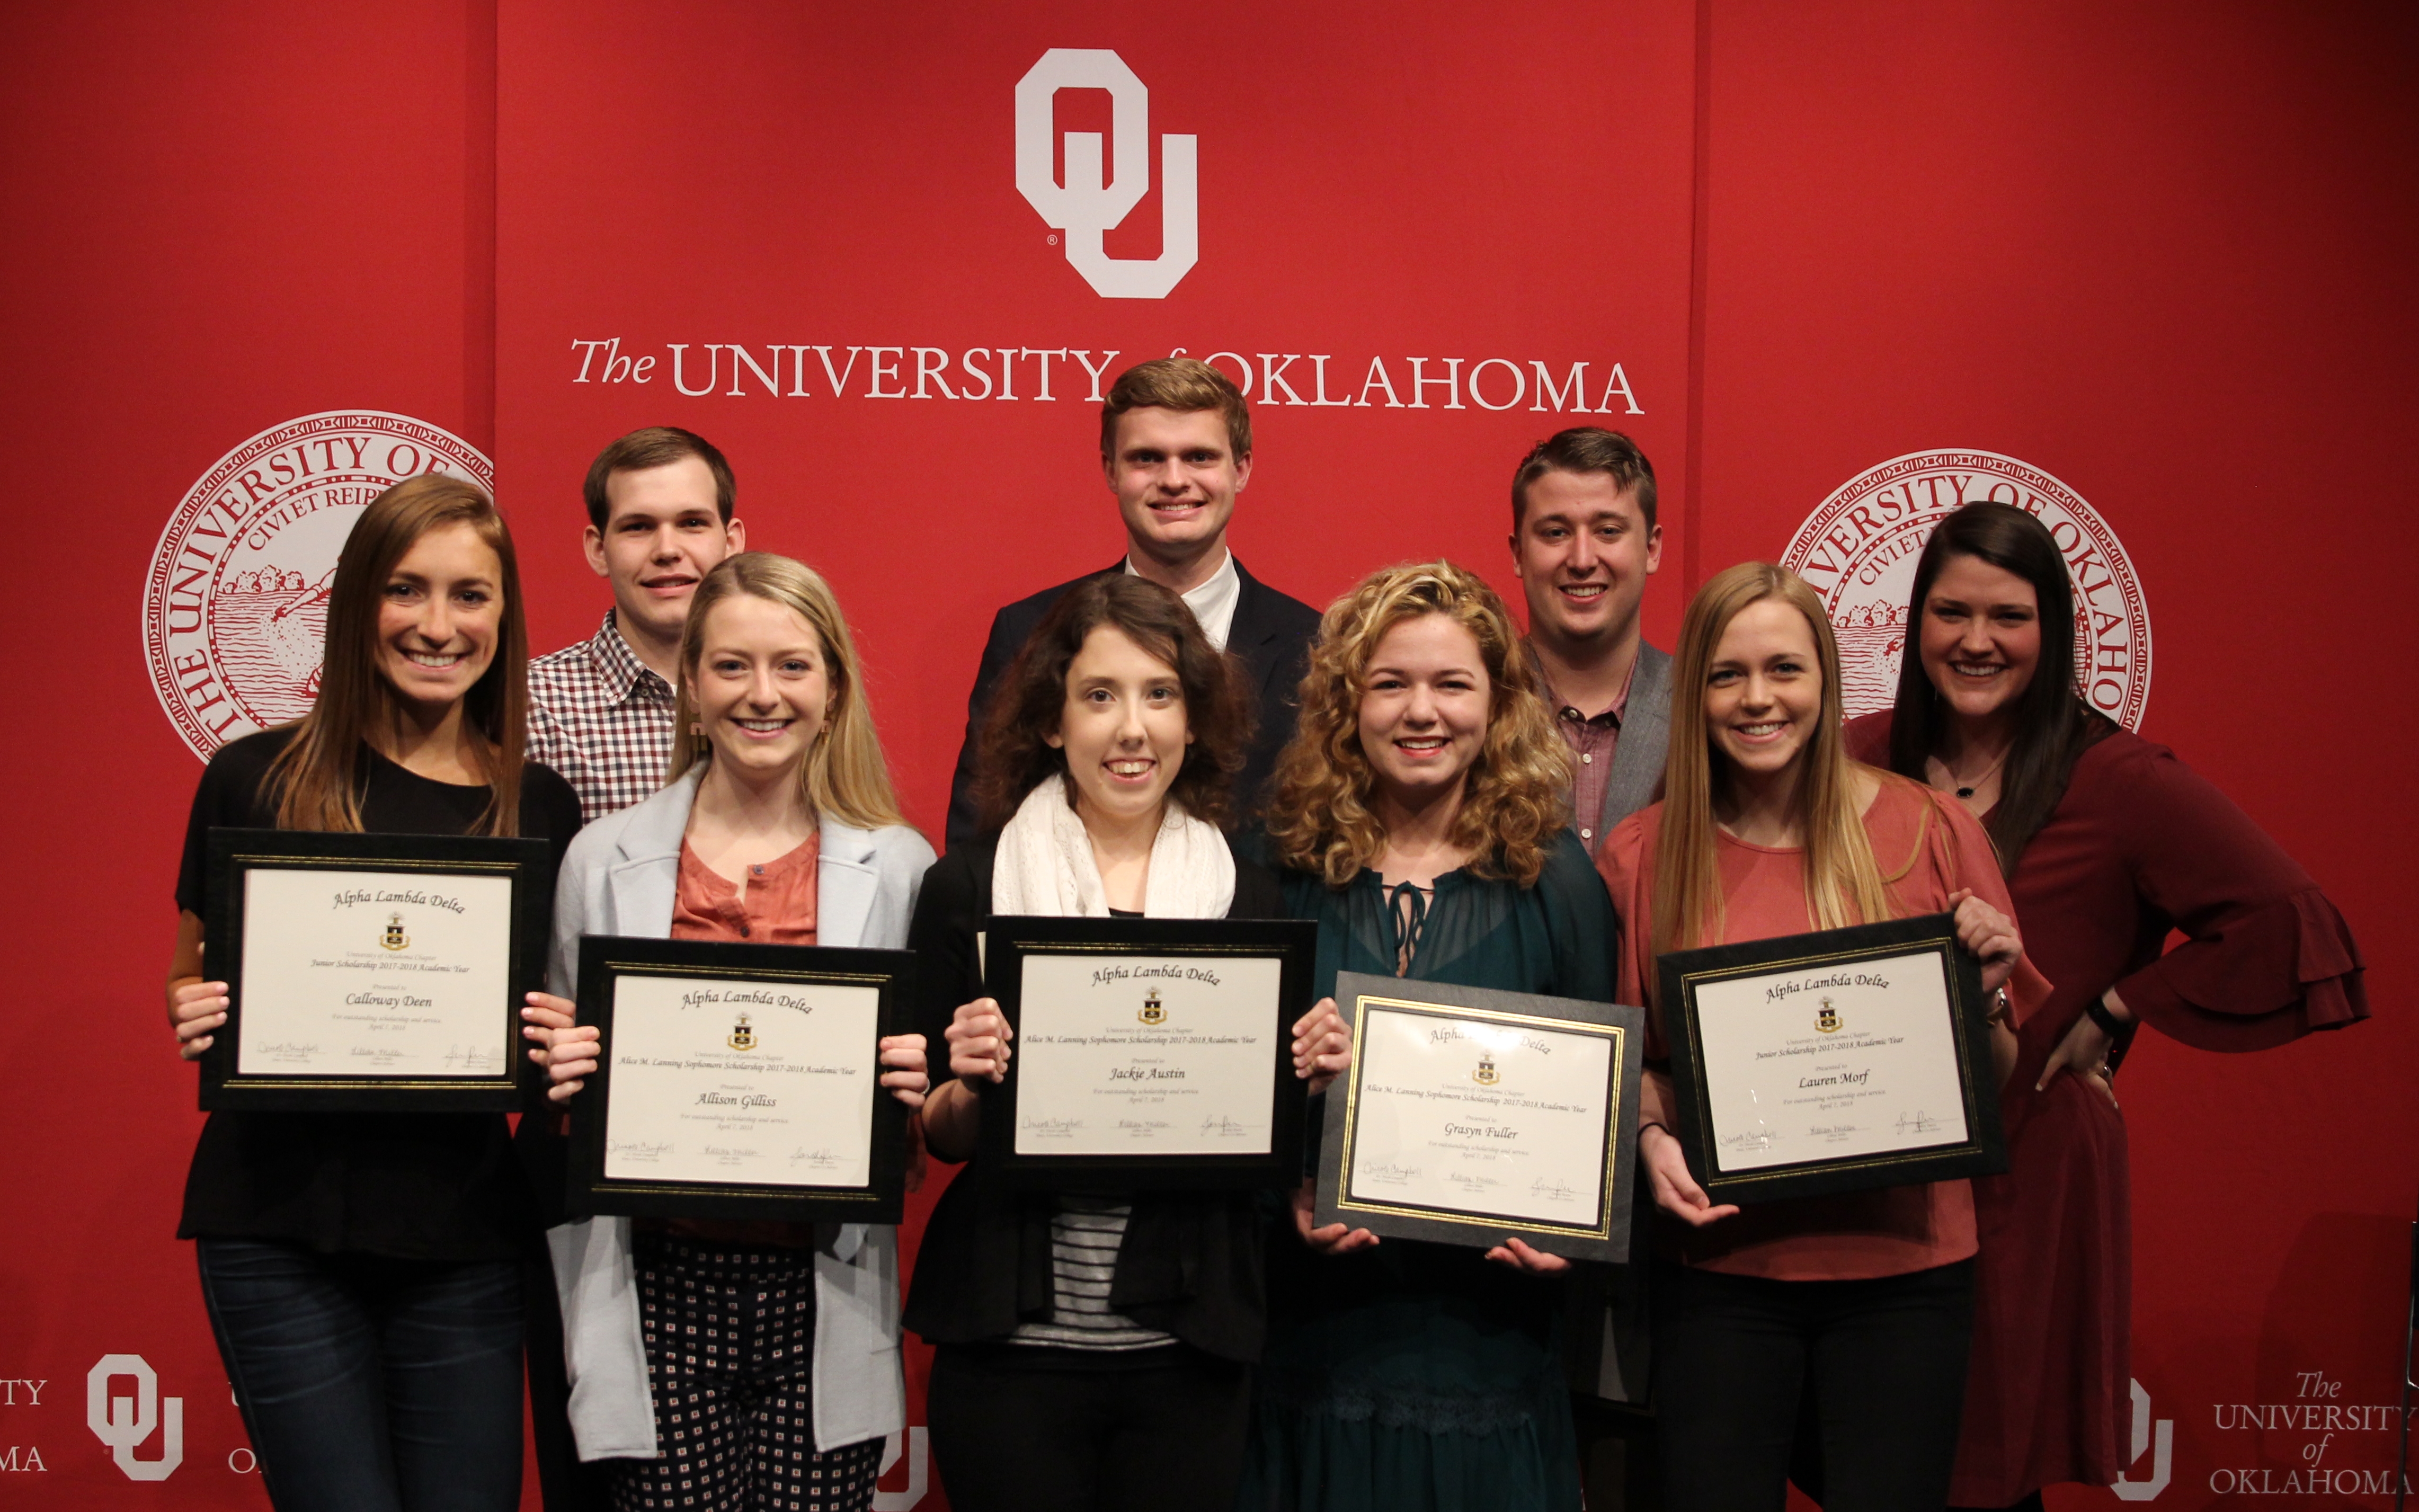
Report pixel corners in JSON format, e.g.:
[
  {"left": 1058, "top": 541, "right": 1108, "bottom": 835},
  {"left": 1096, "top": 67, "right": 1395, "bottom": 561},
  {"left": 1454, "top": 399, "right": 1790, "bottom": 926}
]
[
  {"left": 672, "top": 832, "right": 820, "bottom": 946},
  {"left": 1596, "top": 775, "right": 2050, "bottom": 1282}
]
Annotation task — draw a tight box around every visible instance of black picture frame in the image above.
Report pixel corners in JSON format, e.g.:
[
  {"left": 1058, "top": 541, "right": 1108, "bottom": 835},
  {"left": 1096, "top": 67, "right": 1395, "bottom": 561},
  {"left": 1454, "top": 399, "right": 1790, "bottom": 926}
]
[
  {"left": 200, "top": 828, "right": 552, "bottom": 1113},
  {"left": 1657, "top": 912, "right": 2007, "bottom": 1204},
  {"left": 1314, "top": 973, "right": 1644, "bottom": 1262},
  {"left": 981, "top": 915, "right": 1319, "bottom": 1190},
  {"left": 566, "top": 935, "right": 916, "bottom": 1224}
]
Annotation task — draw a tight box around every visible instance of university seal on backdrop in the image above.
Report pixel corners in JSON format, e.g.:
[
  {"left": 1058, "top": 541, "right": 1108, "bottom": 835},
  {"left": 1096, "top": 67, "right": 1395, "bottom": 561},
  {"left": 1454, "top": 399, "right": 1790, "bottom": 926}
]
[
  {"left": 1779, "top": 449, "right": 2152, "bottom": 730},
  {"left": 143, "top": 412, "right": 493, "bottom": 761}
]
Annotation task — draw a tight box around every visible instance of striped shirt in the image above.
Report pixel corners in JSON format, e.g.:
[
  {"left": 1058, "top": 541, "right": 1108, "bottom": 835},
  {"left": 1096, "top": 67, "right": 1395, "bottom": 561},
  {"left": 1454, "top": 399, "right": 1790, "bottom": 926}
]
[
  {"left": 527, "top": 611, "right": 679, "bottom": 823},
  {"left": 1005, "top": 1196, "right": 1177, "bottom": 1353}
]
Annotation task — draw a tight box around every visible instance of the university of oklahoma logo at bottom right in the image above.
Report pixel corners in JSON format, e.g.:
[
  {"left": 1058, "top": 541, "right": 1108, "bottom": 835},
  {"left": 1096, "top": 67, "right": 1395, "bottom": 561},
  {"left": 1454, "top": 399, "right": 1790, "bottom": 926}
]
[{"left": 1778, "top": 450, "right": 2152, "bottom": 731}]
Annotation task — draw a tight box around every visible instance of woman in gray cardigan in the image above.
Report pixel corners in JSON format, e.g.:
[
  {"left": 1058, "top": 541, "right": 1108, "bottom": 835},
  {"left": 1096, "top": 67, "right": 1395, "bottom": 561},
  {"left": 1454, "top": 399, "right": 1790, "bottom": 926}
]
[{"left": 526, "top": 553, "right": 933, "bottom": 1512}]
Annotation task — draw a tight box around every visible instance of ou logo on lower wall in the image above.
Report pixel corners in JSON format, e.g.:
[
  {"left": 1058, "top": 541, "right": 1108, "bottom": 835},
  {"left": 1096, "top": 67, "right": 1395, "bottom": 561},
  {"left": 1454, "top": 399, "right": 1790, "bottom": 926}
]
[
  {"left": 1015, "top": 49, "right": 1198, "bottom": 299},
  {"left": 1780, "top": 449, "right": 2152, "bottom": 730},
  {"left": 87, "top": 1355, "right": 182, "bottom": 1481}
]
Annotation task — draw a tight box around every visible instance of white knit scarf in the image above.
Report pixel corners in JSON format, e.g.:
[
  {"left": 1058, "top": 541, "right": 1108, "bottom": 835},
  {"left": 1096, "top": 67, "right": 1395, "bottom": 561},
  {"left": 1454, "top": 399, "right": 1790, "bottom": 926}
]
[{"left": 991, "top": 773, "right": 1234, "bottom": 919}]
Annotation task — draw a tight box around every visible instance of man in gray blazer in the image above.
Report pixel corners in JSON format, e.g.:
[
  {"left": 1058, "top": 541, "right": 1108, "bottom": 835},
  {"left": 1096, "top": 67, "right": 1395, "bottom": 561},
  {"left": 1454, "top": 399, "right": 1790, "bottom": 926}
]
[
  {"left": 1511, "top": 426, "right": 1671, "bottom": 1503},
  {"left": 1511, "top": 427, "right": 1671, "bottom": 857}
]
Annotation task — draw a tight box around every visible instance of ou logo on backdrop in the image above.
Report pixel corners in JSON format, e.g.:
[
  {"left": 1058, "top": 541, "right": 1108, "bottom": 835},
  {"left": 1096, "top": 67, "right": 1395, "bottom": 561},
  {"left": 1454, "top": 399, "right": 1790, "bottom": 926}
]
[
  {"left": 87, "top": 1355, "right": 182, "bottom": 1481},
  {"left": 1015, "top": 49, "right": 1198, "bottom": 299}
]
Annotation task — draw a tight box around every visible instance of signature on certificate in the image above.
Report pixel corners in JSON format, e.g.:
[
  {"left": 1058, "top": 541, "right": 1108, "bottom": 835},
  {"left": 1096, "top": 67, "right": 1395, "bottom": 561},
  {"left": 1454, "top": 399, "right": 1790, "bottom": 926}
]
[{"left": 1893, "top": 1110, "right": 1944, "bottom": 1135}]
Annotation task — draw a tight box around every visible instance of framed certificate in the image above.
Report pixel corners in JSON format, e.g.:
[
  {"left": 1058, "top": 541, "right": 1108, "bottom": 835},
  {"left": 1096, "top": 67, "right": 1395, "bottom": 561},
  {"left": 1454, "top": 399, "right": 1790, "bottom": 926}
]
[
  {"left": 1657, "top": 913, "right": 2007, "bottom": 1204},
  {"left": 200, "top": 828, "right": 552, "bottom": 1113},
  {"left": 1314, "top": 974, "right": 1644, "bottom": 1261},
  {"left": 982, "top": 917, "right": 1319, "bottom": 1189},
  {"left": 566, "top": 936, "right": 915, "bottom": 1224}
]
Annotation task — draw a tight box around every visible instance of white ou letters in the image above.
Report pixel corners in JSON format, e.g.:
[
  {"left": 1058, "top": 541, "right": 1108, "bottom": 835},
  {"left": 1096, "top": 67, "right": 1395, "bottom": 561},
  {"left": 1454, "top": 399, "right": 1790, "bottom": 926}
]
[
  {"left": 87, "top": 1355, "right": 183, "bottom": 1481},
  {"left": 2111, "top": 1378, "right": 2173, "bottom": 1500},
  {"left": 1014, "top": 49, "right": 1198, "bottom": 299}
]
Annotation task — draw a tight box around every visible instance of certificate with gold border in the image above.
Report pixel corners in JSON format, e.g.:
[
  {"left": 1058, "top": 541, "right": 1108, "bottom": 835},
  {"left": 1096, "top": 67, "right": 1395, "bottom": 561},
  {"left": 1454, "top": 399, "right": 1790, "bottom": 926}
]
[
  {"left": 1657, "top": 913, "right": 2007, "bottom": 1205},
  {"left": 201, "top": 828, "right": 553, "bottom": 1113},
  {"left": 1314, "top": 973, "right": 1643, "bottom": 1262}
]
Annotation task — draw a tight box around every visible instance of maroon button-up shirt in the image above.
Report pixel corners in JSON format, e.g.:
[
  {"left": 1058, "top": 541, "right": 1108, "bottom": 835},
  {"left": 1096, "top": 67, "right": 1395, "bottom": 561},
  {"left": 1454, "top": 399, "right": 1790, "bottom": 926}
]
[{"left": 1534, "top": 652, "right": 1637, "bottom": 848}]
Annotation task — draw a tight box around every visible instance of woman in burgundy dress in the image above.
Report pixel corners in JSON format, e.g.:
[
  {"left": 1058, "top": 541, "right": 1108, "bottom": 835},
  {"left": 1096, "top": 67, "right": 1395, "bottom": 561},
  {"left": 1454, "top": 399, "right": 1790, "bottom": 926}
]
[{"left": 1845, "top": 503, "right": 2368, "bottom": 1511}]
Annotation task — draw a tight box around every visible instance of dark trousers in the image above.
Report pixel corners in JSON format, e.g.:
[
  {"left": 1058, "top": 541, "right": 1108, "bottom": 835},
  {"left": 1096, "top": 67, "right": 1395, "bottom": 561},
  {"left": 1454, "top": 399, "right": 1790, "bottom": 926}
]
[
  {"left": 195, "top": 1237, "right": 523, "bottom": 1512},
  {"left": 524, "top": 1234, "right": 615, "bottom": 1510},
  {"left": 1651, "top": 1259, "right": 1975, "bottom": 1512},
  {"left": 927, "top": 1344, "right": 1252, "bottom": 1512}
]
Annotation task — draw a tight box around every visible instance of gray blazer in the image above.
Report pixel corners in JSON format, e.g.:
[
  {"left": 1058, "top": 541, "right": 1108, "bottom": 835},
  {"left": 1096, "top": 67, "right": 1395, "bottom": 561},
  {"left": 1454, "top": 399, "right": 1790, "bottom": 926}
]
[
  {"left": 1594, "top": 642, "right": 1674, "bottom": 858},
  {"left": 543, "top": 768, "right": 935, "bottom": 1457}
]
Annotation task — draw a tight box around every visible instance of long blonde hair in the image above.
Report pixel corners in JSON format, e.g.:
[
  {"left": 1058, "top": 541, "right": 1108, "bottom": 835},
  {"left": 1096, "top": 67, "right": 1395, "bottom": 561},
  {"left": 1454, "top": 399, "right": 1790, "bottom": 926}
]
[
  {"left": 1651, "top": 562, "right": 1897, "bottom": 962},
  {"left": 266, "top": 475, "right": 529, "bottom": 834},
  {"left": 666, "top": 553, "right": 904, "bottom": 830},
  {"left": 1266, "top": 561, "right": 1571, "bottom": 887}
]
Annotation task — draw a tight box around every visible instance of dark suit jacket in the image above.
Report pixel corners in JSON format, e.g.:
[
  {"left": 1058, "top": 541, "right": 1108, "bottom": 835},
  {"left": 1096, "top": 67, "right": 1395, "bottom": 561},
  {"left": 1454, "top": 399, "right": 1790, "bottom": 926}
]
[{"left": 943, "top": 557, "right": 1323, "bottom": 849}]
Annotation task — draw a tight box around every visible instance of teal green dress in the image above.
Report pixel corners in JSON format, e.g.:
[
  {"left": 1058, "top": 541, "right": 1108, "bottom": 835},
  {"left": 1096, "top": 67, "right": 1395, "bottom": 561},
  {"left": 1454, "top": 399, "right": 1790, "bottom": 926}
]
[{"left": 1238, "top": 831, "right": 1618, "bottom": 1512}]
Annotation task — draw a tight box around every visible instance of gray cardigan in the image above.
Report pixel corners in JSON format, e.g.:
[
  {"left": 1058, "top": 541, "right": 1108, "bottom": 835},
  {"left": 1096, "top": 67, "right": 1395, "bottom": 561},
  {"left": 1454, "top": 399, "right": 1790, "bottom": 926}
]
[{"left": 543, "top": 768, "right": 935, "bottom": 1458}]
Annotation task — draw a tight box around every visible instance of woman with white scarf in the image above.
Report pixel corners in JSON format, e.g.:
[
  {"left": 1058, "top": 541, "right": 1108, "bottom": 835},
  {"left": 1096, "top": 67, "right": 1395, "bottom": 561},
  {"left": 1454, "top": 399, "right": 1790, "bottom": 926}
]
[{"left": 907, "top": 574, "right": 1344, "bottom": 1512}]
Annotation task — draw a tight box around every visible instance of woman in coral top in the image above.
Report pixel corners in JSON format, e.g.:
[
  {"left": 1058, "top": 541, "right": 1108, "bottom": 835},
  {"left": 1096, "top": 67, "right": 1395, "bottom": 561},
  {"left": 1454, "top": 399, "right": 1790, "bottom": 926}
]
[
  {"left": 1595, "top": 561, "right": 2040, "bottom": 1512},
  {"left": 530, "top": 553, "right": 935, "bottom": 1512},
  {"left": 1844, "top": 504, "right": 2367, "bottom": 1511}
]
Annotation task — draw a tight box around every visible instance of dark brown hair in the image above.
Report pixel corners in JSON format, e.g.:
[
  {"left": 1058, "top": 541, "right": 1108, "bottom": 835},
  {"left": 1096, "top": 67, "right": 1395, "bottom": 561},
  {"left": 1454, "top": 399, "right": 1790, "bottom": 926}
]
[
  {"left": 1510, "top": 426, "right": 1657, "bottom": 531},
  {"left": 1884, "top": 503, "right": 2114, "bottom": 872},
  {"left": 265, "top": 475, "right": 530, "bottom": 834},
  {"left": 1099, "top": 358, "right": 1253, "bottom": 461},
  {"left": 974, "top": 575, "right": 1255, "bottom": 832},
  {"left": 581, "top": 425, "right": 736, "bottom": 530}
]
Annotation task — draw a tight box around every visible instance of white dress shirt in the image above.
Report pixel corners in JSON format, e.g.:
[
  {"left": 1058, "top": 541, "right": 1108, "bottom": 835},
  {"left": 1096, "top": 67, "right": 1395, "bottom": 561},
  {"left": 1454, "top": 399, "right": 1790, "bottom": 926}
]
[{"left": 1126, "top": 549, "right": 1241, "bottom": 650}]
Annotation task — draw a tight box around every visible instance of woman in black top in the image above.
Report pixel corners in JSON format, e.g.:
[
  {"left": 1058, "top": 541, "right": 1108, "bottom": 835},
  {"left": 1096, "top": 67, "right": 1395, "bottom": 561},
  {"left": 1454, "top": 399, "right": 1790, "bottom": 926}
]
[
  {"left": 165, "top": 476, "right": 581, "bottom": 1512},
  {"left": 903, "top": 575, "right": 1344, "bottom": 1512}
]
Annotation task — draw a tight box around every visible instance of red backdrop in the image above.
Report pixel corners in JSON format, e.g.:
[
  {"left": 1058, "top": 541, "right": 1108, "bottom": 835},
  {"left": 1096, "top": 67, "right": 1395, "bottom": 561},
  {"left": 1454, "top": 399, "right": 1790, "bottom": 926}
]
[{"left": 1, "top": 1, "right": 2410, "bottom": 1506}]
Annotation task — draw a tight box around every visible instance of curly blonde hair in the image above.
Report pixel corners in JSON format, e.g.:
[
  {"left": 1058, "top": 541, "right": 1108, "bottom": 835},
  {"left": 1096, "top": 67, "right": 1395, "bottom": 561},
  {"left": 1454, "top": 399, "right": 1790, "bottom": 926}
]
[{"left": 1266, "top": 562, "right": 1572, "bottom": 888}]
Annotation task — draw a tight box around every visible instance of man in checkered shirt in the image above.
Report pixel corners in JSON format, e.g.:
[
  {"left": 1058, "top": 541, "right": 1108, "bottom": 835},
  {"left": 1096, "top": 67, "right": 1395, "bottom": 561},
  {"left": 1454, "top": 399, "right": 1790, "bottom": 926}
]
[{"left": 527, "top": 426, "right": 748, "bottom": 822}]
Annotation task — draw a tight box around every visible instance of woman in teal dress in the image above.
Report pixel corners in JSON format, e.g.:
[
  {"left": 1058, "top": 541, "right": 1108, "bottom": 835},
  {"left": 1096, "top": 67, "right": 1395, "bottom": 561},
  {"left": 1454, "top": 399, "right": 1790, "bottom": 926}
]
[{"left": 1240, "top": 562, "right": 1617, "bottom": 1512}]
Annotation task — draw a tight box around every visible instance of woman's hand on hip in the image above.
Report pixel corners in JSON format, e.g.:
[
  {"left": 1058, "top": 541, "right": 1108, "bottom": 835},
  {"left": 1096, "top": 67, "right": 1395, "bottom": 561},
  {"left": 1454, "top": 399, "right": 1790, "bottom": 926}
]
[
  {"left": 1291, "top": 998, "right": 1351, "bottom": 1096},
  {"left": 1947, "top": 888, "right": 2024, "bottom": 995},
  {"left": 1640, "top": 1123, "right": 1739, "bottom": 1228},
  {"left": 945, "top": 998, "right": 1012, "bottom": 1087},
  {"left": 879, "top": 1034, "right": 930, "bottom": 1109},
  {"left": 2036, "top": 993, "right": 2123, "bottom": 1111}
]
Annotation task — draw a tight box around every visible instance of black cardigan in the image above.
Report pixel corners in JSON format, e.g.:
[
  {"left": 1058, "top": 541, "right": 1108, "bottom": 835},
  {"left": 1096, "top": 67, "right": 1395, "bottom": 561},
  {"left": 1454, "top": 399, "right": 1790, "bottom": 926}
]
[{"left": 901, "top": 834, "right": 1285, "bottom": 1364}]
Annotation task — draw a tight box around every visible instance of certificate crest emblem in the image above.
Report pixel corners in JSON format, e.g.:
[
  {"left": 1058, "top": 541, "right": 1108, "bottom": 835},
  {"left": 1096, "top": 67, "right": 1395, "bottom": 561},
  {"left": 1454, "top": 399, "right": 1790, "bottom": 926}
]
[
  {"left": 1139, "top": 988, "right": 1166, "bottom": 1026},
  {"left": 1474, "top": 1052, "right": 1500, "bottom": 1086},
  {"left": 380, "top": 913, "right": 408, "bottom": 951},
  {"left": 1816, "top": 997, "right": 1842, "bottom": 1034},
  {"left": 728, "top": 1013, "right": 757, "bottom": 1052}
]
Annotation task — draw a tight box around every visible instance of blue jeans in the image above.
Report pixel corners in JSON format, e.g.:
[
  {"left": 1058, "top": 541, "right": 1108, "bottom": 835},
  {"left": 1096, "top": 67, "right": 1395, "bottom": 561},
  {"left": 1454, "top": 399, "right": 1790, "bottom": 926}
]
[{"left": 195, "top": 1238, "right": 523, "bottom": 1512}]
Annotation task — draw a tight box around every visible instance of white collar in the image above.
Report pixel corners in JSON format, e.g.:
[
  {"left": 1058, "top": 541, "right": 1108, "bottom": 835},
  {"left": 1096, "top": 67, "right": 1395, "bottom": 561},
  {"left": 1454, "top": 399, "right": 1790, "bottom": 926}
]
[{"left": 1125, "top": 550, "right": 1241, "bottom": 651}]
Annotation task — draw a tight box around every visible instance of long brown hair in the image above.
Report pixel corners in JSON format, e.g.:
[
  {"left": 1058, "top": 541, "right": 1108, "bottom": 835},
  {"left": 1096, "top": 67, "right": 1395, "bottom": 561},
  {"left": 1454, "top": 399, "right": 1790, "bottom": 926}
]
[
  {"left": 1265, "top": 562, "right": 1571, "bottom": 888},
  {"left": 1652, "top": 563, "right": 1897, "bottom": 961},
  {"left": 265, "top": 475, "right": 530, "bottom": 834},
  {"left": 666, "top": 553, "right": 905, "bottom": 830},
  {"left": 974, "top": 574, "right": 1253, "bottom": 832},
  {"left": 1884, "top": 503, "right": 2114, "bottom": 872}
]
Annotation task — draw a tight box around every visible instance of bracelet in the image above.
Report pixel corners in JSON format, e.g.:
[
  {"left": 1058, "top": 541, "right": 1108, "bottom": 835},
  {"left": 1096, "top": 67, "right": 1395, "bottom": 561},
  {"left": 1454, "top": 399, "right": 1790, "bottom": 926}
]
[
  {"left": 1988, "top": 986, "right": 2013, "bottom": 1026},
  {"left": 1641, "top": 1120, "right": 1674, "bottom": 1141},
  {"left": 2083, "top": 995, "right": 2127, "bottom": 1040}
]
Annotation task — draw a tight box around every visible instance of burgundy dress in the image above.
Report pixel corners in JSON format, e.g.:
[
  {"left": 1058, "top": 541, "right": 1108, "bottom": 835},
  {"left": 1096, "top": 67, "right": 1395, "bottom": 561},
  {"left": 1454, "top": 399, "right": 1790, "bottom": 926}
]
[{"left": 1845, "top": 713, "right": 2367, "bottom": 1504}]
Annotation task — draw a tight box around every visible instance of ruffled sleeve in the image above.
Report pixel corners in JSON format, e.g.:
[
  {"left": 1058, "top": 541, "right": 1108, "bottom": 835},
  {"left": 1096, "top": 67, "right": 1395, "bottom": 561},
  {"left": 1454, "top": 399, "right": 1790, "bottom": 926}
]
[{"left": 2093, "top": 740, "right": 2367, "bottom": 1051}]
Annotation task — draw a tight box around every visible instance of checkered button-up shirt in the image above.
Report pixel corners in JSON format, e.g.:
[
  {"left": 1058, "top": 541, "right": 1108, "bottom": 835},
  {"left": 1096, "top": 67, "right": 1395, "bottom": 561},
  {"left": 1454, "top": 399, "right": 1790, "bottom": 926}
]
[{"left": 527, "top": 611, "right": 679, "bottom": 823}]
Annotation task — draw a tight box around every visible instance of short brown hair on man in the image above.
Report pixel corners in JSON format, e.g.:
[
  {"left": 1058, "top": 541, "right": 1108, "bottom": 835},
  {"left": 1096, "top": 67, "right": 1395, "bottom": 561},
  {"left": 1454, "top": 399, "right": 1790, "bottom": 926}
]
[
  {"left": 582, "top": 426, "right": 736, "bottom": 530},
  {"left": 1510, "top": 427, "right": 1656, "bottom": 532},
  {"left": 1099, "top": 358, "right": 1253, "bottom": 461},
  {"left": 973, "top": 574, "right": 1256, "bottom": 833}
]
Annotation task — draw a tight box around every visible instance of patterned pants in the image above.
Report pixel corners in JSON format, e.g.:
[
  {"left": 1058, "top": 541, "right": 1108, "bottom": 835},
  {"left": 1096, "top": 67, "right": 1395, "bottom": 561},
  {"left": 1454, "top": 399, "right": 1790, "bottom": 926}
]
[{"left": 611, "top": 1234, "right": 884, "bottom": 1512}]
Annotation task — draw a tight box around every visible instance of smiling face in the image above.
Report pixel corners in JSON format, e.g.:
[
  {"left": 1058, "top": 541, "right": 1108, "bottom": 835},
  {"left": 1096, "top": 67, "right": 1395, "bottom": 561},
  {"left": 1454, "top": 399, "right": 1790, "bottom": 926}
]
[
  {"left": 375, "top": 522, "right": 505, "bottom": 717},
  {"left": 1702, "top": 597, "right": 1825, "bottom": 782},
  {"left": 1511, "top": 468, "right": 1662, "bottom": 650},
  {"left": 688, "top": 593, "right": 831, "bottom": 782},
  {"left": 1046, "top": 625, "right": 1193, "bottom": 831},
  {"left": 1357, "top": 613, "right": 1493, "bottom": 808},
  {"left": 584, "top": 455, "right": 746, "bottom": 645},
  {"left": 1917, "top": 553, "right": 2043, "bottom": 727},
  {"left": 1104, "top": 406, "right": 1250, "bottom": 570}
]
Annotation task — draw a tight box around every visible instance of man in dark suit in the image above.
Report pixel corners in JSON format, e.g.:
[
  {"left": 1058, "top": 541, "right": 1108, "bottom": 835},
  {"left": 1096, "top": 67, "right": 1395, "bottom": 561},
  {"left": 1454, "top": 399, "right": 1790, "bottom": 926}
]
[
  {"left": 1511, "top": 426, "right": 1671, "bottom": 1507},
  {"left": 944, "top": 358, "right": 1322, "bottom": 847}
]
